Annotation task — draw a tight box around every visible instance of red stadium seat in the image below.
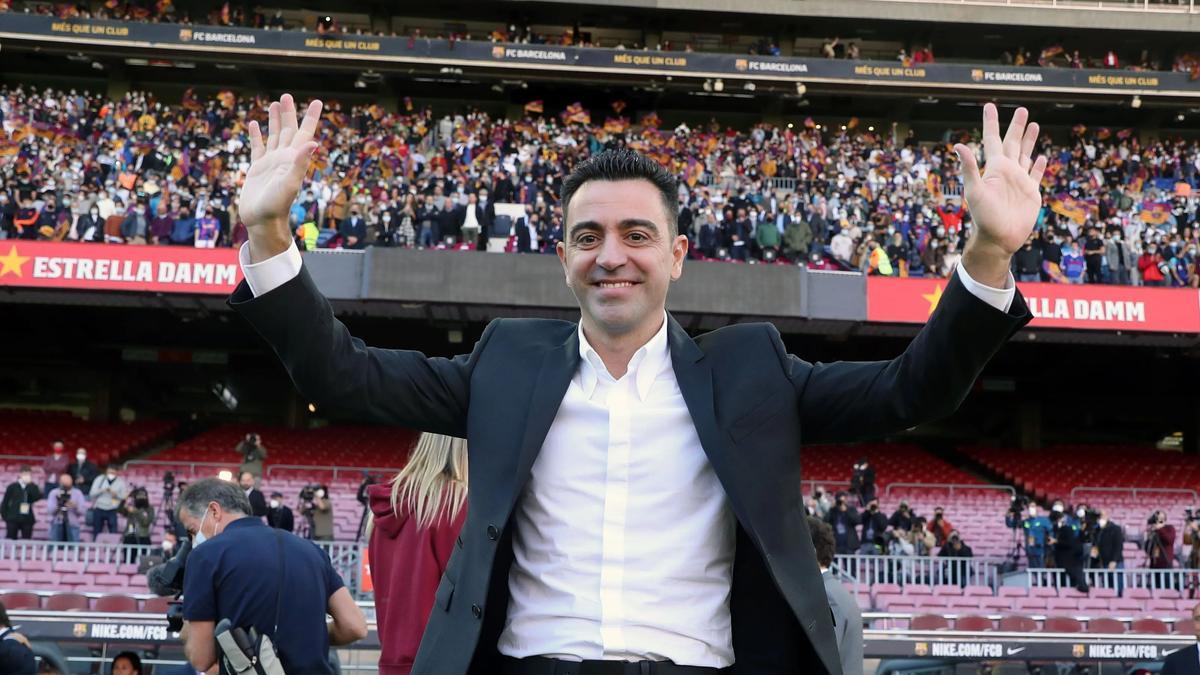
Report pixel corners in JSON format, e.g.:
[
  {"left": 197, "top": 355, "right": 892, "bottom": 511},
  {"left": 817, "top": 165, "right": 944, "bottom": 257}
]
[
  {"left": 1043, "top": 616, "right": 1083, "bottom": 633},
  {"left": 0, "top": 592, "right": 41, "bottom": 610},
  {"left": 998, "top": 587, "right": 1028, "bottom": 598},
  {"left": 142, "top": 597, "right": 172, "bottom": 614},
  {"left": 45, "top": 593, "right": 90, "bottom": 612},
  {"left": 954, "top": 615, "right": 995, "bottom": 631},
  {"left": 1175, "top": 619, "right": 1195, "bottom": 635},
  {"left": 1131, "top": 618, "right": 1170, "bottom": 634},
  {"left": 910, "top": 614, "right": 951, "bottom": 631},
  {"left": 963, "top": 585, "right": 992, "bottom": 597},
  {"left": 998, "top": 615, "right": 1038, "bottom": 632},
  {"left": 94, "top": 594, "right": 139, "bottom": 613},
  {"left": 1086, "top": 618, "right": 1127, "bottom": 634}
]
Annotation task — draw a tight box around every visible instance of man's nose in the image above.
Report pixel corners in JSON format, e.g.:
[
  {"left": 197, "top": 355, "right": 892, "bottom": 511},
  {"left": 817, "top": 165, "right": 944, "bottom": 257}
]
[{"left": 594, "top": 236, "right": 627, "bottom": 270}]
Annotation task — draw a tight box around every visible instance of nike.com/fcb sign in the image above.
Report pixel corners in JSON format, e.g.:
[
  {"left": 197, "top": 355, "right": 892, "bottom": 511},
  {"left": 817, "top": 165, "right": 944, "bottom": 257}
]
[
  {"left": 0, "top": 241, "right": 241, "bottom": 295},
  {"left": 867, "top": 276, "right": 1200, "bottom": 334}
]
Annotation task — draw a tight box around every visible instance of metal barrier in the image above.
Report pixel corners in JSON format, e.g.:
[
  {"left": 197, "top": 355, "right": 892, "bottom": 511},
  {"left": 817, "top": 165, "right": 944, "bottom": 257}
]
[
  {"left": 0, "top": 539, "right": 156, "bottom": 565},
  {"left": 1028, "top": 566, "right": 1200, "bottom": 593},
  {"left": 884, "top": 483, "right": 1015, "bottom": 499},
  {"left": 833, "top": 554, "right": 1004, "bottom": 590},
  {"left": 266, "top": 464, "right": 405, "bottom": 480},
  {"left": 124, "top": 459, "right": 236, "bottom": 475},
  {"left": 1070, "top": 485, "right": 1200, "bottom": 502}
]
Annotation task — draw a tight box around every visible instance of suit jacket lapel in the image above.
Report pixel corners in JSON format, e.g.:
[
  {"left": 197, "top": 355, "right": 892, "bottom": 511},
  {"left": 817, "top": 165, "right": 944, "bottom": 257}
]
[
  {"left": 514, "top": 329, "right": 580, "bottom": 493},
  {"left": 667, "top": 315, "right": 752, "bottom": 530}
]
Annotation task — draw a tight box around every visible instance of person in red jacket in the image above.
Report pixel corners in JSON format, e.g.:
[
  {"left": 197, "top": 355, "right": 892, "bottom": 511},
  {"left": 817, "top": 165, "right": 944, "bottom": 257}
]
[
  {"left": 1138, "top": 243, "right": 1167, "bottom": 286},
  {"left": 367, "top": 433, "right": 468, "bottom": 675}
]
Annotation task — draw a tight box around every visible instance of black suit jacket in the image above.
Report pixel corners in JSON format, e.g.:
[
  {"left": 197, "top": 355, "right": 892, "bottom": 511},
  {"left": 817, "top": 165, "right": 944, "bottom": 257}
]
[
  {"left": 246, "top": 488, "right": 268, "bottom": 519},
  {"left": 230, "top": 267, "right": 1029, "bottom": 675},
  {"left": 1163, "top": 644, "right": 1200, "bottom": 675}
]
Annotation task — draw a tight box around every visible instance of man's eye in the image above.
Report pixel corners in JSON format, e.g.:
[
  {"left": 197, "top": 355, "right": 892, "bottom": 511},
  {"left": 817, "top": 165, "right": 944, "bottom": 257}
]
[{"left": 577, "top": 235, "right": 598, "bottom": 245}]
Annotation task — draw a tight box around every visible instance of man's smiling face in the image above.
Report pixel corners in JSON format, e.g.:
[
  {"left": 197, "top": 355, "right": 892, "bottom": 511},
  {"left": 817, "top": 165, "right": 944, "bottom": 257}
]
[{"left": 557, "top": 178, "right": 687, "bottom": 340}]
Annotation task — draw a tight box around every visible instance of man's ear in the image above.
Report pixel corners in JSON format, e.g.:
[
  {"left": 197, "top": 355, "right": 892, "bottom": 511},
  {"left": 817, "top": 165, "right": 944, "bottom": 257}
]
[{"left": 556, "top": 241, "right": 571, "bottom": 287}]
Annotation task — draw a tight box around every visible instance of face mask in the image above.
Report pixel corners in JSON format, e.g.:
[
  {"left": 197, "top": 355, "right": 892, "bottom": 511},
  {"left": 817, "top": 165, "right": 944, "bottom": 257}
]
[
  {"left": 1098, "top": 518, "right": 1108, "bottom": 528},
  {"left": 1052, "top": 504, "right": 1064, "bottom": 513},
  {"left": 1028, "top": 507, "right": 1038, "bottom": 517},
  {"left": 193, "top": 509, "right": 211, "bottom": 547},
  {"left": 107, "top": 472, "right": 117, "bottom": 480},
  {"left": 269, "top": 499, "right": 280, "bottom": 509},
  {"left": 316, "top": 489, "right": 325, "bottom": 498},
  {"left": 77, "top": 453, "right": 86, "bottom": 462},
  {"left": 161, "top": 540, "right": 174, "bottom": 552},
  {"left": 1077, "top": 508, "right": 1086, "bottom": 518},
  {"left": 382, "top": 214, "right": 391, "bottom": 222},
  {"left": 90, "top": 209, "right": 98, "bottom": 216}
]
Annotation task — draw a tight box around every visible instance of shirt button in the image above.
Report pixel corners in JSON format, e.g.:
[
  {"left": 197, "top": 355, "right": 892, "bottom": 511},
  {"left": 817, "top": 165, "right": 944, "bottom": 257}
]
[
  {"left": 486, "top": 525, "right": 499, "bottom": 540},
  {"left": 471, "top": 604, "right": 482, "bottom": 619}
]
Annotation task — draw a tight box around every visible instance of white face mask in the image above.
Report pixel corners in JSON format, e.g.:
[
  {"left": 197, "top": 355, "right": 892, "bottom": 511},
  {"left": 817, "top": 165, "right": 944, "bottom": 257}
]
[
  {"left": 193, "top": 509, "right": 211, "bottom": 547},
  {"left": 161, "top": 539, "right": 174, "bottom": 552},
  {"left": 1076, "top": 508, "right": 1086, "bottom": 518},
  {"left": 76, "top": 453, "right": 86, "bottom": 462},
  {"left": 1028, "top": 507, "right": 1038, "bottom": 517},
  {"left": 269, "top": 499, "right": 280, "bottom": 509},
  {"left": 315, "top": 489, "right": 325, "bottom": 499},
  {"left": 1098, "top": 519, "right": 1108, "bottom": 528},
  {"left": 1052, "top": 504, "right": 1064, "bottom": 513},
  {"left": 106, "top": 471, "right": 117, "bottom": 480}
]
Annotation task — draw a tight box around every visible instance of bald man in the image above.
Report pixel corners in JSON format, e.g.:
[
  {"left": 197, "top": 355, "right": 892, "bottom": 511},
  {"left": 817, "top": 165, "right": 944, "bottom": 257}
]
[{"left": 1161, "top": 602, "right": 1200, "bottom": 675}]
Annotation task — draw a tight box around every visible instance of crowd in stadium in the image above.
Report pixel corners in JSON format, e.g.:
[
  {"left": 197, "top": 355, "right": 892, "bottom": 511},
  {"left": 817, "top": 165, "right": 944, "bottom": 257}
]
[{"left": 1, "top": 83, "right": 1199, "bottom": 284}]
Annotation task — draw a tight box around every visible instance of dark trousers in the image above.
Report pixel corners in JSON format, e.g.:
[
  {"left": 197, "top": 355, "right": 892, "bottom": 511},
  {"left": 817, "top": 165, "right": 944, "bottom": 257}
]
[
  {"left": 93, "top": 508, "right": 119, "bottom": 539},
  {"left": 5, "top": 520, "right": 33, "bottom": 539}
]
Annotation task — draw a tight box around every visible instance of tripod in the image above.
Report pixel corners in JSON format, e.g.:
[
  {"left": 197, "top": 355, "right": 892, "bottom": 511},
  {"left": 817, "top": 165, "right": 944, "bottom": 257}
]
[
  {"left": 160, "top": 485, "right": 176, "bottom": 532},
  {"left": 1005, "top": 519, "right": 1026, "bottom": 573}
]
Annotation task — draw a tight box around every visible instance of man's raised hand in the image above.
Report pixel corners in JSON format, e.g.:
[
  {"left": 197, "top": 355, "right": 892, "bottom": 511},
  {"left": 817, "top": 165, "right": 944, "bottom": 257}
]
[
  {"left": 238, "top": 93, "right": 323, "bottom": 261},
  {"left": 953, "top": 102, "right": 1047, "bottom": 257}
]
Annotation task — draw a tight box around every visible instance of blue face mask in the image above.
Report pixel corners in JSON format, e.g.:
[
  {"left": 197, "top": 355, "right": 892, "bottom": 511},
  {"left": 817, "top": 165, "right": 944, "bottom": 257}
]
[{"left": 193, "top": 509, "right": 211, "bottom": 547}]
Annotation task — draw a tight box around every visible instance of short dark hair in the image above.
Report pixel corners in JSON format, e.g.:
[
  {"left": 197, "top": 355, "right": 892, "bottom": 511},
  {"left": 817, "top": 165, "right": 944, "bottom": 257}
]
[
  {"left": 560, "top": 149, "right": 679, "bottom": 236},
  {"left": 112, "top": 651, "right": 142, "bottom": 674},
  {"left": 177, "top": 478, "right": 251, "bottom": 520},
  {"left": 807, "top": 516, "right": 836, "bottom": 568},
  {"left": 0, "top": 600, "right": 10, "bottom": 628},
  {"left": 17, "top": 465, "right": 31, "bottom": 474}
]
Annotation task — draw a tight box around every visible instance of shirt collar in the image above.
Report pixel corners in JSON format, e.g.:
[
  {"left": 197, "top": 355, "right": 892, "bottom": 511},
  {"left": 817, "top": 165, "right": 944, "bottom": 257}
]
[{"left": 577, "top": 312, "right": 670, "bottom": 402}]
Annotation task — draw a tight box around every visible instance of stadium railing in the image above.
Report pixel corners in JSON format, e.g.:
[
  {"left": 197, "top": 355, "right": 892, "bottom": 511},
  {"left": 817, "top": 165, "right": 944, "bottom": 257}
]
[
  {"left": 883, "top": 483, "right": 1016, "bottom": 499},
  {"left": 1069, "top": 485, "right": 1200, "bottom": 502},
  {"left": 265, "top": 463, "right": 404, "bottom": 480},
  {"left": 833, "top": 554, "right": 1004, "bottom": 590},
  {"left": 1028, "top": 566, "right": 1200, "bottom": 593}
]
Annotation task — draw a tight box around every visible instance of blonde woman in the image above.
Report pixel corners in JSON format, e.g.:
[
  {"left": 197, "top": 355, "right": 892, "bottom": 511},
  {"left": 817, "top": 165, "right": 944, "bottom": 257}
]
[{"left": 367, "top": 433, "right": 467, "bottom": 675}]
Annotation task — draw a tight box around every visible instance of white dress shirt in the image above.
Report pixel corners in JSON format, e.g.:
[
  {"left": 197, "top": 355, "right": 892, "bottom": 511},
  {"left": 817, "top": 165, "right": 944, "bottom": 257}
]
[
  {"left": 496, "top": 315, "right": 736, "bottom": 666},
  {"left": 237, "top": 242, "right": 1015, "bottom": 666}
]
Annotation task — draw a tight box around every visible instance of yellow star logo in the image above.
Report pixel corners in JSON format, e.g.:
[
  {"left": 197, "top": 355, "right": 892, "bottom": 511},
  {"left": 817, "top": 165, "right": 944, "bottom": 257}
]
[
  {"left": 921, "top": 284, "right": 944, "bottom": 316},
  {"left": 0, "top": 245, "right": 30, "bottom": 278}
]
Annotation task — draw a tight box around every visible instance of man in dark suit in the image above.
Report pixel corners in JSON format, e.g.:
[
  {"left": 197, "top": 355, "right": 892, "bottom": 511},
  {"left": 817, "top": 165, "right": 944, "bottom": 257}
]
[
  {"left": 339, "top": 208, "right": 367, "bottom": 249},
  {"left": 238, "top": 471, "right": 268, "bottom": 519},
  {"left": 65, "top": 448, "right": 99, "bottom": 492},
  {"left": 231, "top": 94, "right": 1044, "bottom": 675},
  {"left": 1162, "top": 601, "right": 1200, "bottom": 675}
]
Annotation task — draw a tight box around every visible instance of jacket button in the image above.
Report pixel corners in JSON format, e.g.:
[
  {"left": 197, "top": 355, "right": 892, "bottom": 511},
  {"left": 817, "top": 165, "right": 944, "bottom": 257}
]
[
  {"left": 471, "top": 604, "right": 482, "bottom": 619},
  {"left": 486, "top": 525, "right": 499, "bottom": 540}
]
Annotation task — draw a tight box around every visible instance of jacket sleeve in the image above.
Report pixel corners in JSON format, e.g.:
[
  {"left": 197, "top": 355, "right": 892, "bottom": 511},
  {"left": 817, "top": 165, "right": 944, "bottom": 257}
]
[
  {"left": 229, "top": 266, "right": 498, "bottom": 438},
  {"left": 777, "top": 269, "right": 1031, "bottom": 444}
]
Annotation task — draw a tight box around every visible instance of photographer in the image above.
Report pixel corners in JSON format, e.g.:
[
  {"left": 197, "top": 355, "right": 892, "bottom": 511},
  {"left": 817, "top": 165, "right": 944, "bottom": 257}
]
[
  {"left": 811, "top": 486, "right": 832, "bottom": 519},
  {"left": 2, "top": 466, "right": 41, "bottom": 540},
  {"left": 938, "top": 530, "right": 974, "bottom": 586},
  {"left": 267, "top": 492, "right": 294, "bottom": 532},
  {"left": 45, "top": 473, "right": 87, "bottom": 542},
  {"left": 1007, "top": 501, "right": 1052, "bottom": 569},
  {"left": 236, "top": 433, "right": 268, "bottom": 481},
  {"left": 858, "top": 498, "right": 889, "bottom": 555},
  {"left": 299, "top": 484, "right": 333, "bottom": 541},
  {"left": 1145, "top": 510, "right": 1177, "bottom": 570},
  {"left": 89, "top": 463, "right": 129, "bottom": 541},
  {"left": 849, "top": 458, "right": 876, "bottom": 507},
  {"left": 177, "top": 478, "right": 367, "bottom": 673},
  {"left": 1050, "top": 510, "right": 1089, "bottom": 592},
  {"left": 122, "top": 487, "right": 155, "bottom": 564},
  {"left": 930, "top": 506, "right": 954, "bottom": 547},
  {"left": 825, "top": 491, "right": 861, "bottom": 555},
  {"left": 888, "top": 501, "right": 914, "bottom": 533}
]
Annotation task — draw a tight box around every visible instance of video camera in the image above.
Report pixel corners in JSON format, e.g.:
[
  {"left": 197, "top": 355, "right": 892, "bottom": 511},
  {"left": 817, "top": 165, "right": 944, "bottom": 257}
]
[
  {"left": 1185, "top": 508, "right": 1200, "bottom": 525},
  {"left": 163, "top": 471, "right": 176, "bottom": 495},
  {"left": 55, "top": 490, "right": 71, "bottom": 512},
  {"left": 1008, "top": 495, "right": 1029, "bottom": 518},
  {"left": 146, "top": 537, "right": 192, "bottom": 632},
  {"left": 298, "top": 483, "right": 321, "bottom": 503}
]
